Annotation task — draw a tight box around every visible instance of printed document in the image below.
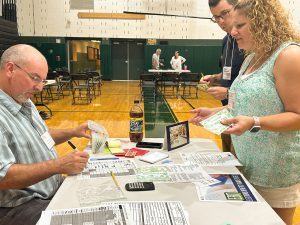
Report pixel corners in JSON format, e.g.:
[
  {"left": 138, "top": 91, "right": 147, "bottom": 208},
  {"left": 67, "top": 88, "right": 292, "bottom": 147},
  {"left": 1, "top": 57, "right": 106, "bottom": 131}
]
[
  {"left": 77, "top": 159, "right": 136, "bottom": 180},
  {"left": 195, "top": 174, "right": 258, "bottom": 202},
  {"left": 39, "top": 201, "right": 190, "bottom": 225},
  {"left": 181, "top": 151, "right": 242, "bottom": 166},
  {"left": 135, "top": 164, "right": 219, "bottom": 187}
]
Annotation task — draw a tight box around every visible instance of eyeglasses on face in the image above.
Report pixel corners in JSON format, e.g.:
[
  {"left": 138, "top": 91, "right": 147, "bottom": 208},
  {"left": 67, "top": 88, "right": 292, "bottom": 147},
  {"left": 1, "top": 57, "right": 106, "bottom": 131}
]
[
  {"left": 14, "top": 63, "right": 48, "bottom": 85},
  {"left": 211, "top": 8, "right": 232, "bottom": 23}
]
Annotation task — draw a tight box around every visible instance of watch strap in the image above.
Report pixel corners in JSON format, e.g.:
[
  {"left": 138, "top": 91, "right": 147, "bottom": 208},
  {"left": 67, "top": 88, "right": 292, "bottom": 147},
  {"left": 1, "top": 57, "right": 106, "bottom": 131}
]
[
  {"left": 253, "top": 116, "right": 260, "bottom": 127},
  {"left": 249, "top": 116, "right": 261, "bottom": 132}
]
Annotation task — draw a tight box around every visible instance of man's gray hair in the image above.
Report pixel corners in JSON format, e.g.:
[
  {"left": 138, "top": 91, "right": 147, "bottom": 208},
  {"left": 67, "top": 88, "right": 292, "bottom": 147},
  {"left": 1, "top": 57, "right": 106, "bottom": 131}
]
[
  {"left": 0, "top": 44, "right": 44, "bottom": 69},
  {"left": 208, "top": 0, "right": 238, "bottom": 7}
]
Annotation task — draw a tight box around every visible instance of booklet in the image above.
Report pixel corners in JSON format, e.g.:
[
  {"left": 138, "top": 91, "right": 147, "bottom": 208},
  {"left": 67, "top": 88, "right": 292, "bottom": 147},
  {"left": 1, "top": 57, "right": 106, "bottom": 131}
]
[{"left": 195, "top": 174, "right": 258, "bottom": 202}]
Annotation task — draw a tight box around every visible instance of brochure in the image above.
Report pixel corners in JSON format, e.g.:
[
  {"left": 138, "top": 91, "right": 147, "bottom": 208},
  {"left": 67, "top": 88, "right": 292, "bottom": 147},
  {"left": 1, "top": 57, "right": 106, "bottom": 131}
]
[{"left": 195, "top": 174, "right": 258, "bottom": 202}]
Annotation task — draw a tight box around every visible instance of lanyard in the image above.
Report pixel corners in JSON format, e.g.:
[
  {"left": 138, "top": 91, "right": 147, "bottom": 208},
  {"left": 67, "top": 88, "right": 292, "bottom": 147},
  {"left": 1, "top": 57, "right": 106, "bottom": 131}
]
[{"left": 224, "top": 35, "right": 234, "bottom": 67}]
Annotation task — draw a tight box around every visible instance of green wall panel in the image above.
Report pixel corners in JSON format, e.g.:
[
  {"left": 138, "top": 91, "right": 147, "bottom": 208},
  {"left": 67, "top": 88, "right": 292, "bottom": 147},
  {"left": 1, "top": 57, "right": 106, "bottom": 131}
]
[
  {"left": 100, "top": 43, "right": 111, "bottom": 80},
  {"left": 144, "top": 42, "right": 222, "bottom": 75},
  {"left": 19, "top": 37, "right": 222, "bottom": 78},
  {"left": 19, "top": 37, "right": 67, "bottom": 71}
]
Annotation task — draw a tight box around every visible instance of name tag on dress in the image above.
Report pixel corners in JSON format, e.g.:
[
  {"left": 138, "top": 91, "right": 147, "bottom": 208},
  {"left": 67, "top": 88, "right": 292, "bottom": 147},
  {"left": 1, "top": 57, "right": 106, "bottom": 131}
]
[
  {"left": 41, "top": 131, "right": 55, "bottom": 150},
  {"left": 228, "top": 91, "right": 236, "bottom": 110},
  {"left": 223, "top": 67, "right": 232, "bottom": 80}
]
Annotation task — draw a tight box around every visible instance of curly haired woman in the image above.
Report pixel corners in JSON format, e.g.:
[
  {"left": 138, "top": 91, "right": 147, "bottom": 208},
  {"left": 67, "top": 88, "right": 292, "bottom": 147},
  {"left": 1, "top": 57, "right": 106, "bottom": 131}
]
[{"left": 190, "top": 0, "right": 300, "bottom": 223}]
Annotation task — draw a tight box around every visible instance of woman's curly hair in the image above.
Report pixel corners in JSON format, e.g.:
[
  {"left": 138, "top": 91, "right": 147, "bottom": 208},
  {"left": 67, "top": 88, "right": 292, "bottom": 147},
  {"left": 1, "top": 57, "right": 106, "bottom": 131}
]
[{"left": 234, "top": 0, "right": 300, "bottom": 56}]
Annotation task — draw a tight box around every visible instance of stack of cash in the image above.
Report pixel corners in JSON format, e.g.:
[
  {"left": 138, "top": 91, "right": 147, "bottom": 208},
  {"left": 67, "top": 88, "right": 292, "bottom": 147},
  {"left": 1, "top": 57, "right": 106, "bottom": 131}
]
[{"left": 88, "top": 120, "right": 109, "bottom": 153}]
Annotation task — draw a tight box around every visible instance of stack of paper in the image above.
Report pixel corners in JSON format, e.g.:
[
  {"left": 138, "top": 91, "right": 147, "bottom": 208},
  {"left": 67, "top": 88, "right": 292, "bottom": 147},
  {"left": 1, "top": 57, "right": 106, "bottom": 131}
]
[{"left": 103, "top": 140, "right": 125, "bottom": 156}]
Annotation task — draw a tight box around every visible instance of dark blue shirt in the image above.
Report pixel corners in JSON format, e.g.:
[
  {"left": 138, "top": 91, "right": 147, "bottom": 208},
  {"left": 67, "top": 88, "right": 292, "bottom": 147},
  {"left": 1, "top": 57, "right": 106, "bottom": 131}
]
[{"left": 220, "top": 35, "right": 245, "bottom": 105}]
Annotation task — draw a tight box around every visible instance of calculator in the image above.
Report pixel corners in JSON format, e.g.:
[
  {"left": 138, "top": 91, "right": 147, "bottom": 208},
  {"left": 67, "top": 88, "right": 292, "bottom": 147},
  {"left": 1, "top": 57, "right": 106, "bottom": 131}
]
[{"left": 125, "top": 182, "right": 155, "bottom": 191}]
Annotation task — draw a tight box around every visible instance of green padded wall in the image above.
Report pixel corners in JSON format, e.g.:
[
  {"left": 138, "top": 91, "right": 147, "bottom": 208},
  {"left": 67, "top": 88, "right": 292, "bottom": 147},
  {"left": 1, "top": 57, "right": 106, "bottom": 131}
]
[
  {"left": 145, "top": 40, "right": 223, "bottom": 75},
  {"left": 19, "top": 37, "right": 222, "bottom": 79},
  {"left": 19, "top": 37, "right": 67, "bottom": 71}
]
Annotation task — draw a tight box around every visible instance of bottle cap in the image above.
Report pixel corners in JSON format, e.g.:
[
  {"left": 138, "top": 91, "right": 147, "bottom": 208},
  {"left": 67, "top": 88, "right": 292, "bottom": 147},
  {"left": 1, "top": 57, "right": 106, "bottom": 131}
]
[{"left": 134, "top": 100, "right": 139, "bottom": 104}]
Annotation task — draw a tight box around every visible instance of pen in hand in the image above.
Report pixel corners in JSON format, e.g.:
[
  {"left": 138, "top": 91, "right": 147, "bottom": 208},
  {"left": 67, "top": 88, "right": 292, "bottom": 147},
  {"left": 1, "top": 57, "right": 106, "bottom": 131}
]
[{"left": 67, "top": 140, "right": 79, "bottom": 152}]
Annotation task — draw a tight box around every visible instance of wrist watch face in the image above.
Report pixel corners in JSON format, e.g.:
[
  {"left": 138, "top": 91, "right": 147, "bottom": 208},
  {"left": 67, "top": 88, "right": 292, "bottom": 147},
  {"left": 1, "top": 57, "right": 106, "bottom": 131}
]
[{"left": 250, "top": 125, "right": 261, "bottom": 133}]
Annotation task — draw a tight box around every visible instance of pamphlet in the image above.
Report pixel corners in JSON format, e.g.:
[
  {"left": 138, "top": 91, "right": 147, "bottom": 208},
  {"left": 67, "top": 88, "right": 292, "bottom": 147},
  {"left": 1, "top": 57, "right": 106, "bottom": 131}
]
[{"left": 195, "top": 174, "right": 258, "bottom": 202}]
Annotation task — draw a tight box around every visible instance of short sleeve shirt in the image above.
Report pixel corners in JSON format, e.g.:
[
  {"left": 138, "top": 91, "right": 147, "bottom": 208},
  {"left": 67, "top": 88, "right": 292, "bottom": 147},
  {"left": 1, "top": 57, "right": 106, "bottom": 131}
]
[{"left": 0, "top": 90, "right": 63, "bottom": 207}]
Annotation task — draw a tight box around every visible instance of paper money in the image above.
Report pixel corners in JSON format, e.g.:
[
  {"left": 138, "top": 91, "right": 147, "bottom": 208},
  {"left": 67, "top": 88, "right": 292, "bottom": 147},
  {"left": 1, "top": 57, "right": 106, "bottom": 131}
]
[
  {"left": 197, "top": 83, "right": 209, "bottom": 91},
  {"left": 200, "top": 108, "right": 233, "bottom": 135},
  {"left": 88, "top": 120, "right": 109, "bottom": 153}
]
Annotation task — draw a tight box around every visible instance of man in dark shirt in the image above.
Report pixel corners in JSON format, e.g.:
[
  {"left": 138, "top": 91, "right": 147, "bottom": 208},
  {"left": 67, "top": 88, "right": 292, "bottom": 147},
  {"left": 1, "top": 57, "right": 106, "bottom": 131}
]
[{"left": 200, "top": 0, "right": 245, "bottom": 152}]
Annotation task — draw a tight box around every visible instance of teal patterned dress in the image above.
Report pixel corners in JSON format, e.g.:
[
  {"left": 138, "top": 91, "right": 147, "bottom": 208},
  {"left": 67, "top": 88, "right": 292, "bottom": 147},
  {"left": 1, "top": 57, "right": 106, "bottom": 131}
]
[{"left": 229, "top": 42, "right": 300, "bottom": 188}]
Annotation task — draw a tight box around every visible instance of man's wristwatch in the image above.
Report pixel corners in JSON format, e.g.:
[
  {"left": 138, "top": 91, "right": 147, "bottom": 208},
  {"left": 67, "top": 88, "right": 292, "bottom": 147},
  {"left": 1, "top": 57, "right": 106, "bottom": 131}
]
[{"left": 249, "top": 116, "right": 261, "bottom": 133}]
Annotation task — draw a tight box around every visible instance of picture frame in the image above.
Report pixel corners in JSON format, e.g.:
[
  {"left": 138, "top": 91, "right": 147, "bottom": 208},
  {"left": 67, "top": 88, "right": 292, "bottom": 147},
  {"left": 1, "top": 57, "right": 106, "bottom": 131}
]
[
  {"left": 87, "top": 46, "right": 100, "bottom": 60},
  {"left": 87, "top": 46, "right": 95, "bottom": 60},
  {"left": 164, "top": 121, "right": 190, "bottom": 151}
]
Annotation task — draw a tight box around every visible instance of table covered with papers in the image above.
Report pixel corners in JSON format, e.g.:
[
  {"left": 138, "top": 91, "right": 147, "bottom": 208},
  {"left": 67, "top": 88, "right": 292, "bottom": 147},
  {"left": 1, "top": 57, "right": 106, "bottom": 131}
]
[{"left": 40, "top": 138, "right": 284, "bottom": 225}]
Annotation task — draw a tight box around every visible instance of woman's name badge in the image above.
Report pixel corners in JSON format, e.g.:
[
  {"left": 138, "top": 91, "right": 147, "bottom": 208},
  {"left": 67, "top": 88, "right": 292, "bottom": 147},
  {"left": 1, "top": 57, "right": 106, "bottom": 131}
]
[
  {"left": 228, "top": 91, "right": 235, "bottom": 110},
  {"left": 223, "top": 67, "right": 232, "bottom": 80},
  {"left": 41, "top": 131, "right": 55, "bottom": 150}
]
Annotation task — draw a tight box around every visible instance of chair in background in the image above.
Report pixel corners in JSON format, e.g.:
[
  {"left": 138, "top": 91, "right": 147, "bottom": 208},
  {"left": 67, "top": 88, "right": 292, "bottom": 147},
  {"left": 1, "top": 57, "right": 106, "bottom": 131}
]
[
  {"left": 180, "top": 72, "right": 201, "bottom": 98},
  {"left": 44, "top": 71, "right": 63, "bottom": 100},
  {"left": 71, "top": 74, "right": 93, "bottom": 104},
  {"left": 140, "top": 73, "right": 156, "bottom": 101},
  {"left": 86, "top": 71, "right": 101, "bottom": 96},
  {"left": 159, "top": 72, "right": 180, "bottom": 98},
  {"left": 57, "top": 71, "right": 72, "bottom": 96}
]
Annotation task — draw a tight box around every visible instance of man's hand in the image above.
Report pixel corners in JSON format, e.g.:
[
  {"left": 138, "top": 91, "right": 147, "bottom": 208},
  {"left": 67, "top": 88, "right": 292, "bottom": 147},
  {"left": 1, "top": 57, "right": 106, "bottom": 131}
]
[
  {"left": 207, "top": 87, "right": 228, "bottom": 100},
  {"left": 72, "top": 122, "right": 91, "bottom": 139},
  {"left": 200, "top": 73, "right": 221, "bottom": 84},
  {"left": 54, "top": 151, "right": 89, "bottom": 175},
  {"left": 200, "top": 75, "right": 214, "bottom": 84}
]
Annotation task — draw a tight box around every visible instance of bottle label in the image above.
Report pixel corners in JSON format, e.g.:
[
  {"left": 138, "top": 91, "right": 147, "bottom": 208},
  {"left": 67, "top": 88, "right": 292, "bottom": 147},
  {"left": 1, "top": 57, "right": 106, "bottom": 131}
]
[{"left": 130, "top": 118, "right": 143, "bottom": 133}]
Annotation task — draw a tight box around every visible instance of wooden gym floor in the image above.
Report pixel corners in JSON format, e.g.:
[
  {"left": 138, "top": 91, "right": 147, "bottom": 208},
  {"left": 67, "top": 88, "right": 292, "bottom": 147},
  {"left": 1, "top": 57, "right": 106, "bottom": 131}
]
[{"left": 37, "top": 81, "right": 300, "bottom": 225}]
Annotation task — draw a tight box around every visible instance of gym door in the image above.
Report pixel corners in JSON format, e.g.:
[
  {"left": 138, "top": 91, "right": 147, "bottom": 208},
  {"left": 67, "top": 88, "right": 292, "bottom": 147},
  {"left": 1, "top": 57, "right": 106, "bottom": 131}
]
[{"left": 111, "top": 40, "right": 145, "bottom": 80}]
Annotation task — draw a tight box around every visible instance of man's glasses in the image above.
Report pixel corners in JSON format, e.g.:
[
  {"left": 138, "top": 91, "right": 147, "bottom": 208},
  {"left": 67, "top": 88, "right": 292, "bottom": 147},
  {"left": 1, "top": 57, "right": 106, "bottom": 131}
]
[
  {"left": 14, "top": 63, "right": 48, "bottom": 85},
  {"left": 211, "top": 8, "right": 232, "bottom": 23}
]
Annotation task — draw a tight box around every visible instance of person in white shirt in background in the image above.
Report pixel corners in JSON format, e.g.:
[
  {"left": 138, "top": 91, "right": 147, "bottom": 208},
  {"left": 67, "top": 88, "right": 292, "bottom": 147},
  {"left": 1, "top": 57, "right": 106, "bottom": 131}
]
[
  {"left": 152, "top": 48, "right": 163, "bottom": 69},
  {"left": 170, "top": 51, "right": 186, "bottom": 70}
]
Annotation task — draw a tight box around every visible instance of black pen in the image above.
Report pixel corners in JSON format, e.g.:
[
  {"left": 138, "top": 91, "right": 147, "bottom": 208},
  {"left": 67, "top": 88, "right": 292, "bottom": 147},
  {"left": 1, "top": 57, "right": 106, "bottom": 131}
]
[
  {"left": 67, "top": 140, "right": 79, "bottom": 152},
  {"left": 105, "top": 141, "right": 113, "bottom": 154}
]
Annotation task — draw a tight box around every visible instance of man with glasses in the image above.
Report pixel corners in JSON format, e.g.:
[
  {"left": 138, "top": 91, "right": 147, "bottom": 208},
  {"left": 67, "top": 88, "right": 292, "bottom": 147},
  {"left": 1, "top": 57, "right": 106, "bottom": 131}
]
[
  {"left": 198, "top": 0, "right": 245, "bottom": 153},
  {"left": 0, "top": 44, "right": 90, "bottom": 225}
]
